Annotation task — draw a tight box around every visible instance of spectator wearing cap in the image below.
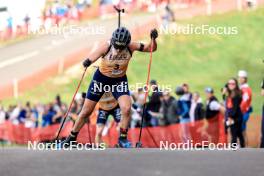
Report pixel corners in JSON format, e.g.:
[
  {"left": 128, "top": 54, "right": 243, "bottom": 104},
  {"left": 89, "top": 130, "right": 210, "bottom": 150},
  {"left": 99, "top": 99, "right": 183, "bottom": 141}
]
[
  {"left": 198, "top": 88, "right": 222, "bottom": 143},
  {"left": 189, "top": 92, "right": 204, "bottom": 122},
  {"left": 205, "top": 87, "right": 221, "bottom": 119},
  {"left": 260, "top": 79, "right": 264, "bottom": 148},
  {"left": 238, "top": 70, "right": 252, "bottom": 146}
]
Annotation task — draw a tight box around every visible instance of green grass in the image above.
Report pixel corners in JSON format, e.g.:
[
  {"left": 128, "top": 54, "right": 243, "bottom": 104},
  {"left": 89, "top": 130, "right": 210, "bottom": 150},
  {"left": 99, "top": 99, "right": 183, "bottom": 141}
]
[{"left": 2, "top": 8, "right": 264, "bottom": 115}]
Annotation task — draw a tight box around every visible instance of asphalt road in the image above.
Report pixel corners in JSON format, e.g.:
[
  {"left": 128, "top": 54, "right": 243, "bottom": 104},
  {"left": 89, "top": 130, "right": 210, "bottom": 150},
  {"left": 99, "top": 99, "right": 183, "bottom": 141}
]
[{"left": 0, "top": 148, "right": 264, "bottom": 176}]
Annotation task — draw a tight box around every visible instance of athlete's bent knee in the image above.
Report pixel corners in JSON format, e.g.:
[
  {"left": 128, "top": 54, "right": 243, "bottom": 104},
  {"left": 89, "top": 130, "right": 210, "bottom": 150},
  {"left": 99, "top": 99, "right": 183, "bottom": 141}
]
[{"left": 120, "top": 106, "right": 131, "bottom": 117}]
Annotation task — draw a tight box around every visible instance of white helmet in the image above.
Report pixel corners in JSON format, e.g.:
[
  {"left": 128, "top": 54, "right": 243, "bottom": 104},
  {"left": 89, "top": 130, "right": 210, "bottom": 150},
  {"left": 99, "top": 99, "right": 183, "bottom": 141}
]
[{"left": 238, "top": 70, "right": 247, "bottom": 78}]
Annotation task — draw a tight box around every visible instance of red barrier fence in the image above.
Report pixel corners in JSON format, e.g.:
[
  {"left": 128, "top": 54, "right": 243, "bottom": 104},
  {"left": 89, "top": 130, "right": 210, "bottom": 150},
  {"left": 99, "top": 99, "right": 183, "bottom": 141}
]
[{"left": 0, "top": 114, "right": 227, "bottom": 148}]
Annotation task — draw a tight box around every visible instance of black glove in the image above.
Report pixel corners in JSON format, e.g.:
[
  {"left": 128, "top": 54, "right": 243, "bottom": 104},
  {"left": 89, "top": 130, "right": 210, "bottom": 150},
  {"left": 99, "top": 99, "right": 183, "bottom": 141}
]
[
  {"left": 83, "top": 58, "right": 92, "bottom": 68},
  {"left": 150, "top": 29, "right": 158, "bottom": 39}
]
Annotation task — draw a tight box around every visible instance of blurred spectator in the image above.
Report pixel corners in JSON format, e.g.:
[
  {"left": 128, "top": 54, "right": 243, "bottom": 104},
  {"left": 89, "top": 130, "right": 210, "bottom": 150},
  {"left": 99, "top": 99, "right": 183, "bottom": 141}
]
[
  {"left": 197, "top": 87, "right": 221, "bottom": 144},
  {"left": 23, "top": 14, "right": 30, "bottom": 34},
  {"left": 52, "top": 95, "right": 66, "bottom": 124},
  {"left": 9, "top": 104, "right": 20, "bottom": 124},
  {"left": 148, "top": 90, "right": 175, "bottom": 126},
  {"left": 189, "top": 92, "right": 204, "bottom": 122},
  {"left": 24, "top": 102, "right": 35, "bottom": 128},
  {"left": 131, "top": 88, "right": 145, "bottom": 128},
  {"left": 69, "top": 100, "right": 79, "bottom": 121},
  {"left": 148, "top": 80, "right": 162, "bottom": 112},
  {"left": 221, "top": 83, "right": 229, "bottom": 134},
  {"left": 133, "top": 88, "right": 145, "bottom": 109},
  {"left": 163, "top": 88, "right": 180, "bottom": 124},
  {"left": 176, "top": 85, "right": 190, "bottom": 123},
  {"left": 6, "top": 15, "right": 13, "bottom": 39},
  {"left": 146, "top": 80, "right": 163, "bottom": 126},
  {"left": 176, "top": 86, "right": 191, "bottom": 143},
  {"left": 246, "top": 0, "right": 257, "bottom": 9},
  {"left": 17, "top": 105, "right": 27, "bottom": 124},
  {"left": 161, "top": 90, "right": 179, "bottom": 125},
  {"left": 260, "top": 79, "right": 264, "bottom": 148},
  {"left": 131, "top": 105, "right": 142, "bottom": 128},
  {"left": 165, "top": 2, "right": 175, "bottom": 22},
  {"left": 31, "top": 104, "right": 40, "bottom": 127},
  {"left": 182, "top": 83, "right": 192, "bottom": 106},
  {"left": 0, "top": 104, "right": 6, "bottom": 124},
  {"left": 226, "top": 78, "right": 245, "bottom": 148},
  {"left": 70, "top": 92, "right": 86, "bottom": 122},
  {"left": 205, "top": 87, "right": 220, "bottom": 119},
  {"left": 238, "top": 70, "right": 252, "bottom": 146},
  {"left": 42, "top": 103, "right": 56, "bottom": 127},
  {"left": 182, "top": 83, "right": 192, "bottom": 117},
  {"left": 161, "top": 1, "right": 175, "bottom": 26}
]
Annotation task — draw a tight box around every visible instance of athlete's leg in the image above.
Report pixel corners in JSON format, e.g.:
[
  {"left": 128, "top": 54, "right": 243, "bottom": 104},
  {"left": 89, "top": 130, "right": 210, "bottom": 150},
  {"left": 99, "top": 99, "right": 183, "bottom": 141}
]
[
  {"left": 115, "top": 95, "right": 132, "bottom": 147},
  {"left": 95, "top": 109, "right": 108, "bottom": 144},
  {"left": 112, "top": 106, "right": 121, "bottom": 124},
  {"left": 72, "top": 69, "right": 105, "bottom": 132},
  {"left": 117, "top": 95, "right": 132, "bottom": 130},
  {"left": 111, "top": 76, "right": 132, "bottom": 147},
  {"left": 72, "top": 99, "right": 97, "bottom": 132},
  {"left": 95, "top": 124, "right": 105, "bottom": 144},
  {"left": 112, "top": 106, "right": 121, "bottom": 131},
  {"left": 59, "top": 69, "right": 104, "bottom": 147}
]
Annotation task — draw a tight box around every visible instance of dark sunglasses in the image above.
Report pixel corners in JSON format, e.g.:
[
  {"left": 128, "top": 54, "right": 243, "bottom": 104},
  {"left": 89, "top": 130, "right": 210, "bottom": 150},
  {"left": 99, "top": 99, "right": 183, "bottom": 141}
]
[{"left": 113, "top": 44, "right": 126, "bottom": 50}]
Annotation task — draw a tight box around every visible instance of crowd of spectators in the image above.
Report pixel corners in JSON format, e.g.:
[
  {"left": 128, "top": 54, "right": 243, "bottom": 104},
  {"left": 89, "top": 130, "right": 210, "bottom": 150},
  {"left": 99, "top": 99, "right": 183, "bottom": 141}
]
[
  {"left": 0, "top": 94, "right": 86, "bottom": 129},
  {"left": 0, "top": 0, "right": 92, "bottom": 41},
  {"left": 130, "top": 80, "right": 222, "bottom": 128},
  {"left": 0, "top": 70, "right": 261, "bottom": 148},
  {"left": 130, "top": 70, "right": 258, "bottom": 147}
]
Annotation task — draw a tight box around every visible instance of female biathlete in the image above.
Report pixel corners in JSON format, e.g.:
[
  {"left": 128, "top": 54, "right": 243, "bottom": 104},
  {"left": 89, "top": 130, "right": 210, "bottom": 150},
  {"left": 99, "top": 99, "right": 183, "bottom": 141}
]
[{"left": 61, "top": 27, "right": 158, "bottom": 148}]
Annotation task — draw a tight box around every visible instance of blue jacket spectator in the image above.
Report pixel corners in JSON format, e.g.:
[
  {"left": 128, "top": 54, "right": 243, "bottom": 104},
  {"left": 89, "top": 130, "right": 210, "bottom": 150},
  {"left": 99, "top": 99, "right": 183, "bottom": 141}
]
[
  {"left": 42, "top": 104, "right": 56, "bottom": 127},
  {"left": 175, "top": 86, "right": 191, "bottom": 123}
]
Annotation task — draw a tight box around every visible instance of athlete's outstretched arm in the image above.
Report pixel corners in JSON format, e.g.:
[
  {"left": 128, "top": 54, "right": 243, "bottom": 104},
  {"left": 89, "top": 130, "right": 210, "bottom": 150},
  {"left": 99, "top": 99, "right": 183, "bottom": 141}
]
[
  {"left": 83, "top": 41, "right": 109, "bottom": 67},
  {"left": 129, "top": 29, "right": 158, "bottom": 53}
]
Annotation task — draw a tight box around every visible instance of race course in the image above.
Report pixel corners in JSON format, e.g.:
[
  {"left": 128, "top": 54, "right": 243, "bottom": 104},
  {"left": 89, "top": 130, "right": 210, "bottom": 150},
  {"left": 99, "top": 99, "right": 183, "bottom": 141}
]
[{"left": 1, "top": 148, "right": 264, "bottom": 176}]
